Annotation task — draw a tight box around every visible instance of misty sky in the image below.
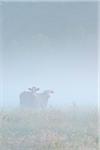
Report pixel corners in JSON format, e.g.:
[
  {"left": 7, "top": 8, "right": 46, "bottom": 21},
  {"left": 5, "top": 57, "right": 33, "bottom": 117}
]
[{"left": 0, "top": 2, "right": 98, "bottom": 108}]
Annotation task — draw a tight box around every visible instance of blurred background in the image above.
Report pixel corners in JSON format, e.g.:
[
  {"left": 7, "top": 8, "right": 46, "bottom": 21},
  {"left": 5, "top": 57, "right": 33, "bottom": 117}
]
[{"left": 0, "top": 1, "right": 98, "bottom": 108}]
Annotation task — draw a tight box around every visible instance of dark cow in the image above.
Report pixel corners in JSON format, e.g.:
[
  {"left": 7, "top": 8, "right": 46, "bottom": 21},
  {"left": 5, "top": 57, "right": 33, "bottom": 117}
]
[{"left": 20, "top": 87, "right": 39, "bottom": 108}]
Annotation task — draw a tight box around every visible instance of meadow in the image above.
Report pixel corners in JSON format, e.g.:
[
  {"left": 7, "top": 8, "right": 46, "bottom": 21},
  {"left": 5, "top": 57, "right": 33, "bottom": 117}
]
[{"left": 0, "top": 106, "right": 99, "bottom": 150}]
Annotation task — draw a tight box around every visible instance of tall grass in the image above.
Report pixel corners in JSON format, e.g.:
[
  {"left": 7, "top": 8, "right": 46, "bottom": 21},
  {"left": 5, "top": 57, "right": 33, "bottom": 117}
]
[{"left": 0, "top": 107, "right": 98, "bottom": 150}]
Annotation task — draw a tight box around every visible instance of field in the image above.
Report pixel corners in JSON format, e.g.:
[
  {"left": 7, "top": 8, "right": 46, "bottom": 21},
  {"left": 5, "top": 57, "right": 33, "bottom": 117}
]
[{"left": 0, "top": 107, "right": 99, "bottom": 150}]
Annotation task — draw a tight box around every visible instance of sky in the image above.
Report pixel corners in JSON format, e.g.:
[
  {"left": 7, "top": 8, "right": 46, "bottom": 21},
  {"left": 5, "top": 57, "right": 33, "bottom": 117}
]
[{"left": 0, "top": 2, "right": 98, "bottom": 108}]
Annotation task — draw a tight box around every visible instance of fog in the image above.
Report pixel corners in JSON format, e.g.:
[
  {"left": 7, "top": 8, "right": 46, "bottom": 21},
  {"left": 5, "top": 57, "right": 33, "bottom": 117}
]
[{"left": 0, "top": 2, "right": 98, "bottom": 108}]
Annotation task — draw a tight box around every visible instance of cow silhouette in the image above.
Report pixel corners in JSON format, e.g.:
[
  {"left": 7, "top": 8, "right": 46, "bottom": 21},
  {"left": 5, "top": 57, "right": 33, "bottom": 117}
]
[
  {"left": 20, "top": 87, "right": 39, "bottom": 108},
  {"left": 20, "top": 87, "right": 54, "bottom": 109}
]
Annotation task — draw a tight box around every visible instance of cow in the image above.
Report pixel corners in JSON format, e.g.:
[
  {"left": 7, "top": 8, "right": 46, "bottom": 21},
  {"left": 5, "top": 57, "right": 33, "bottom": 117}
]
[
  {"left": 20, "top": 86, "right": 39, "bottom": 108},
  {"left": 20, "top": 88, "right": 54, "bottom": 109},
  {"left": 35, "top": 90, "right": 54, "bottom": 109}
]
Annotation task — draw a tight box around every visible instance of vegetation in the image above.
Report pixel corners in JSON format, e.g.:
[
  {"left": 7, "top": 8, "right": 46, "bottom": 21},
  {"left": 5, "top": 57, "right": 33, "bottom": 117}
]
[{"left": 0, "top": 107, "right": 98, "bottom": 150}]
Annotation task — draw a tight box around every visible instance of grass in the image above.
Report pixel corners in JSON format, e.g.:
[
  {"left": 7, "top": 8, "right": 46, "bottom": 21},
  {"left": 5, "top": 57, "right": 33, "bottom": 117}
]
[{"left": 0, "top": 106, "right": 99, "bottom": 150}]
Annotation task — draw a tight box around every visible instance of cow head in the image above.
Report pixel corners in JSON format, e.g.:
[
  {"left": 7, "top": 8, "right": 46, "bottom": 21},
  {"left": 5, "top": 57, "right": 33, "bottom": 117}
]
[
  {"left": 28, "top": 86, "right": 40, "bottom": 93},
  {"left": 32, "top": 87, "right": 40, "bottom": 91},
  {"left": 43, "top": 90, "right": 54, "bottom": 95}
]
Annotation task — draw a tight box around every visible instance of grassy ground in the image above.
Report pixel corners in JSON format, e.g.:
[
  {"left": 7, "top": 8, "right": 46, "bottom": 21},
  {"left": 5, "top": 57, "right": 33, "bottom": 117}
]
[{"left": 0, "top": 107, "right": 99, "bottom": 150}]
